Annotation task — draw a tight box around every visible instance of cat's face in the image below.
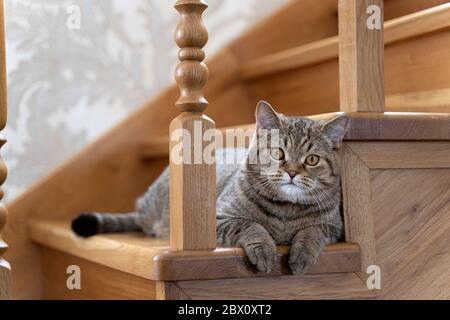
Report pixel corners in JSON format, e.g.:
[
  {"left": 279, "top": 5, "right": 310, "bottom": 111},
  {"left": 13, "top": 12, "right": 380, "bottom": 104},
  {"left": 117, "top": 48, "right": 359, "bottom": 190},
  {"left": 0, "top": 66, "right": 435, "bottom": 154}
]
[{"left": 245, "top": 101, "right": 348, "bottom": 205}]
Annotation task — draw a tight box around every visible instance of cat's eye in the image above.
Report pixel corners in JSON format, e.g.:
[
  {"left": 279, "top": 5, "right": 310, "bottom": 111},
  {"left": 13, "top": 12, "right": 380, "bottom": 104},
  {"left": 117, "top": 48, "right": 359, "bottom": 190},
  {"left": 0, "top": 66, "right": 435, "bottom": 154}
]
[
  {"left": 305, "top": 154, "right": 320, "bottom": 166},
  {"left": 270, "top": 148, "right": 284, "bottom": 161}
]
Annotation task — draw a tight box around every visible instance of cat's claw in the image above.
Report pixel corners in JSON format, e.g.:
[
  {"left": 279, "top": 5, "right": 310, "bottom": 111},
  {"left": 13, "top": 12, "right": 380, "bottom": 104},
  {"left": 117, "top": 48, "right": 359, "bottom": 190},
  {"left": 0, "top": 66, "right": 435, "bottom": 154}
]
[
  {"left": 289, "top": 246, "right": 319, "bottom": 275},
  {"left": 243, "top": 242, "right": 277, "bottom": 273}
]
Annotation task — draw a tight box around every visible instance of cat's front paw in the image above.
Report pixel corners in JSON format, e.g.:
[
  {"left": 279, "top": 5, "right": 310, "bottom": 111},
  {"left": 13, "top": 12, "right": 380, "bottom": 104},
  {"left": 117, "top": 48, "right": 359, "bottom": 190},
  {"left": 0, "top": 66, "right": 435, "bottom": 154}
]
[
  {"left": 289, "top": 245, "right": 320, "bottom": 275},
  {"left": 242, "top": 241, "right": 277, "bottom": 273}
]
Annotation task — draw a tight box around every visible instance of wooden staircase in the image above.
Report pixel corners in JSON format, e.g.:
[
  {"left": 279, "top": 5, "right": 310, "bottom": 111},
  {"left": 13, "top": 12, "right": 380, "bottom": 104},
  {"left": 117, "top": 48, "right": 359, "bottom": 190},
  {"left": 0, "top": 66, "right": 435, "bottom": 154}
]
[
  {"left": 31, "top": 220, "right": 367, "bottom": 299},
  {"left": 3, "top": 0, "right": 450, "bottom": 299}
]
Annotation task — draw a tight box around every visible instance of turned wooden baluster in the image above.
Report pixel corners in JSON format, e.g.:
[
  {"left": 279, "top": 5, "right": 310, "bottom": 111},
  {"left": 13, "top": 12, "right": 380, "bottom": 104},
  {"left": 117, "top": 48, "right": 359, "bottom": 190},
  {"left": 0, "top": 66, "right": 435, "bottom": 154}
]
[
  {"left": 0, "top": 0, "right": 10, "bottom": 300},
  {"left": 339, "top": 0, "right": 385, "bottom": 112},
  {"left": 170, "top": 0, "right": 216, "bottom": 250}
]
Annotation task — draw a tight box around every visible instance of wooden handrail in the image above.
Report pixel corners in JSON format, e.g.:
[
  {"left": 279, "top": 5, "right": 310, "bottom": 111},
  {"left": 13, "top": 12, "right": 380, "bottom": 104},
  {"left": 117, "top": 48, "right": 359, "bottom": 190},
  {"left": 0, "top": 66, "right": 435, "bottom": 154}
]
[
  {"left": 139, "top": 112, "right": 450, "bottom": 160},
  {"left": 339, "top": 0, "right": 385, "bottom": 112},
  {"left": 170, "top": 0, "right": 216, "bottom": 250},
  {"left": 0, "top": 0, "right": 10, "bottom": 300}
]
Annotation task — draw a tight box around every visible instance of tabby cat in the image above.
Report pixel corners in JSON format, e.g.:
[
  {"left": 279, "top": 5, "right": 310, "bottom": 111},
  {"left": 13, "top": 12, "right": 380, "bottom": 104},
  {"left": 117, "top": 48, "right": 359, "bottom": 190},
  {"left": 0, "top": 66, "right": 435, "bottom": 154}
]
[{"left": 72, "top": 101, "right": 348, "bottom": 274}]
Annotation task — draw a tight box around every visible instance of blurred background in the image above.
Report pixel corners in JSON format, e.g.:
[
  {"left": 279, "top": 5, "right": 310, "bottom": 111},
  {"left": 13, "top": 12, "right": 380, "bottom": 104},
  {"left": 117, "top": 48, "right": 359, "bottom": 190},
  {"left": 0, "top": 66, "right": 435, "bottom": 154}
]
[{"left": 3, "top": 0, "right": 287, "bottom": 201}]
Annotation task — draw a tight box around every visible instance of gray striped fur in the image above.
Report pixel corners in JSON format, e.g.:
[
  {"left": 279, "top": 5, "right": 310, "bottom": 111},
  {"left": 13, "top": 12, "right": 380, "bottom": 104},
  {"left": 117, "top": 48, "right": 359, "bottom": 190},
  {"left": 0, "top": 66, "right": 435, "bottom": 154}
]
[{"left": 72, "top": 101, "right": 348, "bottom": 274}]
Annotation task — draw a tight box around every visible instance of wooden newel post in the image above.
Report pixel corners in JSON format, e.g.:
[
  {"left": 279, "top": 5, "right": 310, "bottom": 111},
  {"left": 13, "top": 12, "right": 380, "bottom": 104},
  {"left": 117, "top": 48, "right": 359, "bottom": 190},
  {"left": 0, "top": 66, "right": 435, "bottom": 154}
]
[
  {"left": 0, "top": 0, "right": 10, "bottom": 299},
  {"left": 170, "top": 0, "right": 216, "bottom": 250},
  {"left": 339, "top": 0, "right": 385, "bottom": 112}
]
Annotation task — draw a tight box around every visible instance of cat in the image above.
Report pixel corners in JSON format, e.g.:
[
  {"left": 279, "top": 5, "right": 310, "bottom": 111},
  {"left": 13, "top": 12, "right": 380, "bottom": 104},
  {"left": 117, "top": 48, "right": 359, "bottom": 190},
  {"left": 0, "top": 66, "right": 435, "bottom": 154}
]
[{"left": 72, "top": 101, "right": 348, "bottom": 274}]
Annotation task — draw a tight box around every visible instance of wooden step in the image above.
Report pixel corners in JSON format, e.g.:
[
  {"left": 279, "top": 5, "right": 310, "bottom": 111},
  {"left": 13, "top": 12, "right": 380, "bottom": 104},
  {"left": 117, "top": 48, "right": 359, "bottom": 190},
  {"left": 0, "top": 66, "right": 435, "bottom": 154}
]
[
  {"left": 240, "top": 3, "right": 450, "bottom": 79},
  {"left": 32, "top": 137, "right": 450, "bottom": 299},
  {"left": 41, "top": 248, "right": 158, "bottom": 300},
  {"left": 229, "top": 0, "right": 450, "bottom": 64},
  {"left": 239, "top": 4, "right": 450, "bottom": 115},
  {"left": 41, "top": 247, "right": 376, "bottom": 300},
  {"left": 29, "top": 220, "right": 362, "bottom": 281}
]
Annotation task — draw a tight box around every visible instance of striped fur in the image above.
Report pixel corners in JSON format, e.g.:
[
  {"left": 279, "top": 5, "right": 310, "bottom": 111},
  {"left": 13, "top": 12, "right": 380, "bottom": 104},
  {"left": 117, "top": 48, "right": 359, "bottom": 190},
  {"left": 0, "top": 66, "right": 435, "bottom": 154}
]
[{"left": 72, "top": 101, "right": 348, "bottom": 274}]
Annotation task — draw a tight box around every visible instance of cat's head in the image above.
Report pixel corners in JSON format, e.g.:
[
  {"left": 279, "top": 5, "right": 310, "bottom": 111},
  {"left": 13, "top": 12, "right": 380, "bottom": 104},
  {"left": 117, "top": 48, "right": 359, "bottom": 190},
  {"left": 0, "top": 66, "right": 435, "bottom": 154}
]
[{"left": 245, "top": 101, "right": 348, "bottom": 205}]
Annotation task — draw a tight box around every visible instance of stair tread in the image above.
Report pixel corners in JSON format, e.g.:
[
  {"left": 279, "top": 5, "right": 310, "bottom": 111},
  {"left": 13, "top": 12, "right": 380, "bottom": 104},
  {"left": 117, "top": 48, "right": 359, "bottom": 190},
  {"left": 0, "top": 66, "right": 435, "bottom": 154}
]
[
  {"left": 240, "top": 3, "right": 450, "bottom": 79},
  {"left": 29, "top": 219, "right": 362, "bottom": 281}
]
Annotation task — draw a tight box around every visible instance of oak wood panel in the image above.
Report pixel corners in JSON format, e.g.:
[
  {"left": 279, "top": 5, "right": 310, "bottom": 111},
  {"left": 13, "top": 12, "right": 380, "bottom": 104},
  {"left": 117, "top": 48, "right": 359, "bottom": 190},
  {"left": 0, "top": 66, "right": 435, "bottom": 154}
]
[
  {"left": 241, "top": 36, "right": 339, "bottom": 81},
  {"left": 383, "top": 0, "right": 450, "bottom": 20},
  {"left": 247, "top": 29, "right": 450, "bottom": 115},
  {"left": 39, "top": 249, "right": 368, "bottom": 300},
  {"left": 341, "top": 141, "right": 450, "bottom": 272},
  {"left": 41, "top": 248, "right": 156, "bottom": 300},
  {"left": 345, "top": 142, "right": 450, "bottom": 169},
  {"left": 153, "top": 242, "right": 361, "bottom": 281},
  {"left": 230, "top": 0, "right": 448, "bottom": 64},
  {"left": 233, "top": 112, "right": 450, "bottom": 142},
  {"left": 140, "top": 113, "right": 450, "bottom": 162},
  {"left": 169, "top": 114, "right": 216, "bottom": 250},
  {"left": 386, "top": 88, "right": 450, "bottom": 113},
  {"left": 29, "top": 220, "right": 167, "bottom": 281},
  {"left": 241, "top": 3, "right": 450, "bottom": 79},
  {"left": 340, "top": 0, "right": 385, "bottom": 112},
  {"left": 384, "top": 31, "right": 450, "bottom": 95},
  {"left": 370, "top": 169, "right": 450, "bottom": 299},
  {"left": 339, "top": 0, "right": 384, "bottom": 112},
  {"left": 156, "top": 281, "right": 190, "bottom": 300},
  {"left": 309, "top": 112, "right": 450, "bottom": 140},
  {"left": 29, "top": 220, "right": 361, "bottom": 281},
  {"left": 176, "top": 273, "right": 376, "bottom": 300},
  {"left": 339, "top": 142, "right": 450, "bottom": 299},
  {"left": 341, "top": 145, "right": 376, "bottom": 270},
  {"left": 228, "top": 0, "right": 339, "bottom": 63},
  {"left": 384, "top": 3, "right": 450, "bottom": 44}
]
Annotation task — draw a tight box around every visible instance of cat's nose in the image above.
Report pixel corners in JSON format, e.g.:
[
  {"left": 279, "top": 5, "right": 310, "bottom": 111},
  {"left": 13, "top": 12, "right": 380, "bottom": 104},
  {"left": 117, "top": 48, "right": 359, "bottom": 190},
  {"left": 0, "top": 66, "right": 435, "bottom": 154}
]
[{"left": 286, "top": 170, "right": 298, "bottom": 179}]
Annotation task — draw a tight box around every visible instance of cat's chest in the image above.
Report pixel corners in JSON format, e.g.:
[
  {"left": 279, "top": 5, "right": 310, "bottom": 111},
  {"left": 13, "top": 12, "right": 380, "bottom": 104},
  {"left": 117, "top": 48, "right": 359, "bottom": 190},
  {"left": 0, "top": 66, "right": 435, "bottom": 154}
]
[
  {"left": 264, "top": 219, "right": 298, "bottom": 244},
  {"left": 261, "top": 205, "right": 307, "bottom": 244}
]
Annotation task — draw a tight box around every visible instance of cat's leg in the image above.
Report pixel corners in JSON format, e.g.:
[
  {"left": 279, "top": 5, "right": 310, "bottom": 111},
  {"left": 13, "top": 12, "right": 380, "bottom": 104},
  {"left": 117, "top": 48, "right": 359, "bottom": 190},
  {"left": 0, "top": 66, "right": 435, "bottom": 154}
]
[
  {"left": 217, "top": 217, "right": 277, "bottom": 273},
  {"left": 289, "top": 226, "right": 327, "bottom": 275}
]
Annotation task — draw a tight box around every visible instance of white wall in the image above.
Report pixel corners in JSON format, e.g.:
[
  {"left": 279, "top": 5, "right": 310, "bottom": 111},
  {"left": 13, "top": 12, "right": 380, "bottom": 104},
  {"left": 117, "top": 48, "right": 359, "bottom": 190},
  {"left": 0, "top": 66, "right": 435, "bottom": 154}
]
[{"left": 3, "top": 0, "right": 287, "bottom": 201}]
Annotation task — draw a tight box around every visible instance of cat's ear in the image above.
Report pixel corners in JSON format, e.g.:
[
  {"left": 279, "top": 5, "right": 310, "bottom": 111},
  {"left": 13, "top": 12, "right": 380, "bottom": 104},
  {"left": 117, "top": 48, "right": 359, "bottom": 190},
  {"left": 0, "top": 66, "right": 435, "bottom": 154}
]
[
  {"left": 322, "top": 115, "right": 349, "bottom": 149},
  {"left": 256, "top": 101, "right": 281, "bottom": 130}
]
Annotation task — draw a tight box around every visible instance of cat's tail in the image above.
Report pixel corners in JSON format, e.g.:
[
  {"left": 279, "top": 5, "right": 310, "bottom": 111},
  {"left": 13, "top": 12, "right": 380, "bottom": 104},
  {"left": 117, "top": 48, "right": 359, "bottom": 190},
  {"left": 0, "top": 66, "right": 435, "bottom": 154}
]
[{"left": 71, "top": 212, "right": 141, "bottom": 237}]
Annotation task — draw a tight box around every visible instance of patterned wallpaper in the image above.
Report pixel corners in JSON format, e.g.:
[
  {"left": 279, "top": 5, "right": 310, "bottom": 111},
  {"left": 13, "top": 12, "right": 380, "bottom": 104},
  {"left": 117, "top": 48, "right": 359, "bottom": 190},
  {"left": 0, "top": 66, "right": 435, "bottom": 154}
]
[{"left": 3, "top": 0, "right": 287, "bottom": 201}]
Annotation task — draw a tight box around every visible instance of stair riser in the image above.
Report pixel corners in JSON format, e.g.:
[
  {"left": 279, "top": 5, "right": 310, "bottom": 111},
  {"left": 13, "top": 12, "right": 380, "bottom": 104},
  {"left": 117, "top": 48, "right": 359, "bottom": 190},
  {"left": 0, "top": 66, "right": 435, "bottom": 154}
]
[
  {"left": 248, "top": 29, "right": 450, "bottom": 115},
  {"left": 41, "top": 248, "right": 156, "bottom": 300}
]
